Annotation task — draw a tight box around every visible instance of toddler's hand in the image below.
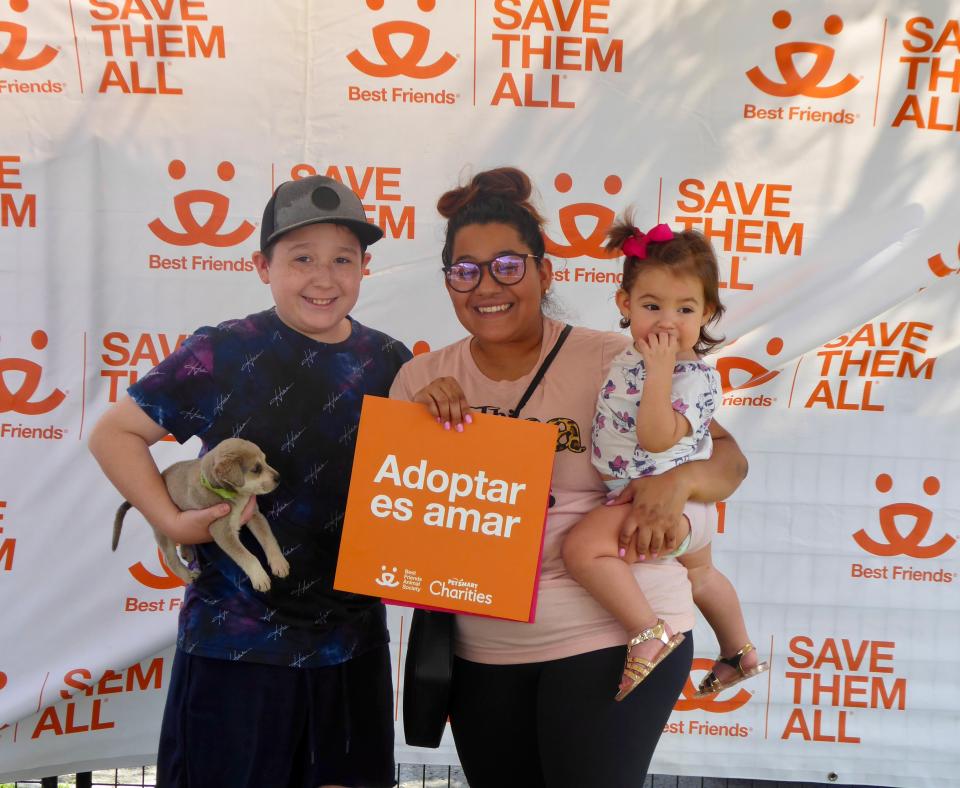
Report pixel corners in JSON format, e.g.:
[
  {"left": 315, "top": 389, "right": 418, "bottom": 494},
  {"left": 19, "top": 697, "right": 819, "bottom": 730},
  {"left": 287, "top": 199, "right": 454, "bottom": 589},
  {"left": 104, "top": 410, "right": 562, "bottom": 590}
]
[
  {"left": 636, "top": 332, "right": 678, "bottom": 375},
  {"left": 413, "top": 376, "right": 473, "bottom": 431}
]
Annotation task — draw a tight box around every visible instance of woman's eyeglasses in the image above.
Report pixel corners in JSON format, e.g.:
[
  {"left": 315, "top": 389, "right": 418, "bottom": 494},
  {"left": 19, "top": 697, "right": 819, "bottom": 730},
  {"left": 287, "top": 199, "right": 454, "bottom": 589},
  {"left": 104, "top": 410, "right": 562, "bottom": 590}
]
[{"left": 442, "top": 254, "right": 539, "bottom": 292}]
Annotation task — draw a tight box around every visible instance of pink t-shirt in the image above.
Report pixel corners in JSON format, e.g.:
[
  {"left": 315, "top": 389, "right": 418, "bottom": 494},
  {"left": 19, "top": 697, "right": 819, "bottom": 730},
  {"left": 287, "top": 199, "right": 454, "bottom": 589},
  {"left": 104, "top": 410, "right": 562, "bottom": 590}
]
[{"left": 389, "top": 318, "right": 699, "bottom": 664}]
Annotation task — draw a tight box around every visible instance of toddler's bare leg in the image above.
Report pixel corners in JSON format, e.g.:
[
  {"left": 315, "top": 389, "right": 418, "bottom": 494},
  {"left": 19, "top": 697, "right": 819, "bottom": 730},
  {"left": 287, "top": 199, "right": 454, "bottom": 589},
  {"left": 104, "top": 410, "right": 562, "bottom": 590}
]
[
  {"left": 563, "top": 505, "right": 679, "bottom": 695},
  {"left": 678, "top": 545, "right": 758, "bottom": 677}
]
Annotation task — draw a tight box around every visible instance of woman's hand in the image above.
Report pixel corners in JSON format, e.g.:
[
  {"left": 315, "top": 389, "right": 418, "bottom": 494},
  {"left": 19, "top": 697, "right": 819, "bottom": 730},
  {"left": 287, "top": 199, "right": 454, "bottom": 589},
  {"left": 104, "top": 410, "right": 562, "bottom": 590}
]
[
  {"left": 413, "top": 376, "right": 473, "bottom": 430},
  {"left": 609, "top": 471, "right": 690, "bottom": 558}
]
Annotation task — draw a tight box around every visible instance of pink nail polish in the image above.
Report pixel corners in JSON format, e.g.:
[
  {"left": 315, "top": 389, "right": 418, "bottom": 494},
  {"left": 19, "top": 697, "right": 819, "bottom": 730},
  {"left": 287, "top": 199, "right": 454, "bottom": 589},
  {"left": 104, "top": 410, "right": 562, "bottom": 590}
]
[
  {"left": 455, "top": 423, "right": 464, "bottom": 433},
  {"left": 638, "top": 554, "right": 646, "bottom": 562},
  {"left": 618, "top": 548, "right": 626, "bottom": 558},
  {"left": 444, "top": 421, "right": 451, "bottom": 431},
  {"left": 464, "top": 414, "right": 473, "bottom": 424}
]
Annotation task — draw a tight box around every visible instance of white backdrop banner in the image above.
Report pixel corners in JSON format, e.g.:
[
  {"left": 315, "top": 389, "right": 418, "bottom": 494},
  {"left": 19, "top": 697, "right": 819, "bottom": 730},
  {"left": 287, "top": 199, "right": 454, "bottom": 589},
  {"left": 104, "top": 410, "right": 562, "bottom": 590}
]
[{"left": 1, "top": 1, "right": 958, "bottom": 785}]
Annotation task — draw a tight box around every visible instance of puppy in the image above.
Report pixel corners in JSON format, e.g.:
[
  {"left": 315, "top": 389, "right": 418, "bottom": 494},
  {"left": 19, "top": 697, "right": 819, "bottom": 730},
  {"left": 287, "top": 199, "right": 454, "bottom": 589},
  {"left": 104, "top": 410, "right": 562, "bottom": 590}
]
[{"left": 112, "top": 438, "right": 290, "bottom": 592}]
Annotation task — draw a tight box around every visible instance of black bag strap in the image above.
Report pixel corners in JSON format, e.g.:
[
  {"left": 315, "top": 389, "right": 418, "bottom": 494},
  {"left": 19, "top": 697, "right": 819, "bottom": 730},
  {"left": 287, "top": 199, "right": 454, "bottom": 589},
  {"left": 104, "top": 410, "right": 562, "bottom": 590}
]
[{"left": 511, "top": 323, "right": 573, "bottom": 419}]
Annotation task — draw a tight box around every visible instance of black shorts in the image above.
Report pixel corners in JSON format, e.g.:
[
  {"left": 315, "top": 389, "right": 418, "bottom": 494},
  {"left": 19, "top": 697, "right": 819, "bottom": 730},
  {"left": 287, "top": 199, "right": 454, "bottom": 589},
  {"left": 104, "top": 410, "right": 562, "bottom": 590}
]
[{"left": 157, "top": 645, "right": 395, "bottom": 788}]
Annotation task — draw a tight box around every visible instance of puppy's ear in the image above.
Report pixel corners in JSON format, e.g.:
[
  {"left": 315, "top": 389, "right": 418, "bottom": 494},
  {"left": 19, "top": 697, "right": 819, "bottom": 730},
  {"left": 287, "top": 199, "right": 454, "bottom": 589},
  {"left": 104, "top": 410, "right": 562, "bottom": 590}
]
[{"left": 213, "top": 452, "right": 246, "bottom": 491}]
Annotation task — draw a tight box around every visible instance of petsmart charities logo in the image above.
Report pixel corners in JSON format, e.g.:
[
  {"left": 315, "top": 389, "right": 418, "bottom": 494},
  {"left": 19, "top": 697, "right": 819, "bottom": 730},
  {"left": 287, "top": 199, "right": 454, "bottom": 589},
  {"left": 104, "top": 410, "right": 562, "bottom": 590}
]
[
  {"left": 850, "top": 473, "right": 955, "bottom": 577},
  {"left": 0, "top": 0, "right": 67, "bottom": 94},
  {"left": 743, "top": 9, "right": 863, "bottom": 126},
  {"left": 546, "top": 171, "right": 622, "bottom": 286},
  {"left": 147, "top": 159, "right": 256, "bottom": 273},
  {"left": 0, "top": 330, "right": 68, "bottom": 440},
  {"left": 0, "top": 153, "right": 36, "bottom": 228},
  {"left": 891, "top": 17, "right": 960, "bottom": 132},
  {"left": 781, "top": 635, "right": 906, "bottom": 744},
  {"left": 346, "top": 0, "right": 461, "bottom": 106},
  {"left": 488, "top": 0, "right": 623, "bottom": 109},
  {"left": 672, "top": 178, "right": 805, "bottom": 293},
  {"left": 288, "top": 163, "right": 415, "bottom": 240},
  {"left": 88, "top": 0, "right": 226, "bottom": 95}
]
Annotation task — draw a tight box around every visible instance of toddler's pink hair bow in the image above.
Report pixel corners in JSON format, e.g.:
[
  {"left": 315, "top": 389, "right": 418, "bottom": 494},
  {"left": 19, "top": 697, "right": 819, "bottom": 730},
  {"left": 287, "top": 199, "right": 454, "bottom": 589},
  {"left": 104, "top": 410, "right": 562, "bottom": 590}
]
[{"left": 621, "top": 223, "right": 673, "bottom": 259}]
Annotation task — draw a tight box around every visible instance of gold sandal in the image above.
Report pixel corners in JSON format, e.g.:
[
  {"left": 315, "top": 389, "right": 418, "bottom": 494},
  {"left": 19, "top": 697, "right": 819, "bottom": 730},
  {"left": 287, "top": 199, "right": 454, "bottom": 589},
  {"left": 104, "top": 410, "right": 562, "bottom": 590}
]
[
  {"left": 614, "top": 619, "right": 685, "bottom": 702},
  {"left": 694, "top": 642, "right": 769, "bottom": 697}
]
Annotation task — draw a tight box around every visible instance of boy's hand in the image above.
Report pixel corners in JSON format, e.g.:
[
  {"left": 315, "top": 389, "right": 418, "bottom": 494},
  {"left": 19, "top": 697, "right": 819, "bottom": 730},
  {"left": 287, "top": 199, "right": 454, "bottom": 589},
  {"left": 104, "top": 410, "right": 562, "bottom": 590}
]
[
  {"left": 607, "top": 472, "right": 688, "bottom": 558},
  {"left": 160, "top": 496, "right": 256, "bottom": 545},
  {"left": 413, "top": 376, "right": 473, "bottom": 431},
  {"left": 636, "top": 332, "right": 678, "bottom": 378}
]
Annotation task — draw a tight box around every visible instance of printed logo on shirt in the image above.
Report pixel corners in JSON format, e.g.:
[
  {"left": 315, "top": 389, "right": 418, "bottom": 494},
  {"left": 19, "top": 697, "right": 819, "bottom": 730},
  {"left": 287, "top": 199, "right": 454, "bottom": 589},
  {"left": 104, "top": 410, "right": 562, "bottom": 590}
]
[
  {"left": 288, "top": 163, "right": 415, "bottom": 240},
  {"left": 488, "top": 0, "right": 624, "bottom": 110},
  {"left": 88, "top": 0, "right": 226, "bottom": 95},
  {"left": 852, "top": 473, "right": 955, "bottom": 564},
  {"left": 1, "top": 153, "right": 37, "bottom": 228},
  {"left": 0, "top": 331, "right": 68, "bottom": 441},
  {"left": 891, "top": 18, "right": 960, "bottom": 132},
  {"left": 742, "top": 10, "right": 866, "bottom": 126},
  {"left": 0, "top": 0, "right": 58, "bottom": 72},
  {"left": 345, "top": 0, "right": 462, "bottom": 106}
]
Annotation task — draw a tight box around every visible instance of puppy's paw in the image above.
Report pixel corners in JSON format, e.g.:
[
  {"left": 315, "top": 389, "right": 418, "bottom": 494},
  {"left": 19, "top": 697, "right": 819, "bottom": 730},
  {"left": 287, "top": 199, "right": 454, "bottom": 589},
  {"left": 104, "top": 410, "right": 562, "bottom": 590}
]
[
  {"left": 270, "top": 556, "right": 290, "bottom": 578},
  {"left": 249, "top": 568, "right": 272, "bottom": 592}
]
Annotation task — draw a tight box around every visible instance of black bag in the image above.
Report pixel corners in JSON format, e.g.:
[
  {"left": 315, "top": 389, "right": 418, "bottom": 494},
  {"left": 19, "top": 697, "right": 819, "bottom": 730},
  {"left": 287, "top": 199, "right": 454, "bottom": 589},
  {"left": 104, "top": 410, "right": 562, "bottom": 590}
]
[
  {"left": 402, "top": 609, "right": 455, "bottom": 748},
  {"left": 401, "top": 324, "right": 573, "bottom": 748}
]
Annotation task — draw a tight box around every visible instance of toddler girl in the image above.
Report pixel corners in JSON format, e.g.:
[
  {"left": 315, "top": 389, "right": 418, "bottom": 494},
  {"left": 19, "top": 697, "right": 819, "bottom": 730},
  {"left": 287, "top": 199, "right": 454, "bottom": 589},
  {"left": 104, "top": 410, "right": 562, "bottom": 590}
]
[{"left": 562, "top": 215, "right": 767, "bottom": 701}]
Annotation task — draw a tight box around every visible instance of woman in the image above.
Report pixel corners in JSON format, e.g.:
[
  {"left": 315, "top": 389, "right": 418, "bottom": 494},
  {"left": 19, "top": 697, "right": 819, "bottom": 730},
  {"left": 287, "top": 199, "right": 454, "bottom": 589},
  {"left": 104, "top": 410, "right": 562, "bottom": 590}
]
[{"left": 390, "top": 168, "right": 747, "bottom": 787}]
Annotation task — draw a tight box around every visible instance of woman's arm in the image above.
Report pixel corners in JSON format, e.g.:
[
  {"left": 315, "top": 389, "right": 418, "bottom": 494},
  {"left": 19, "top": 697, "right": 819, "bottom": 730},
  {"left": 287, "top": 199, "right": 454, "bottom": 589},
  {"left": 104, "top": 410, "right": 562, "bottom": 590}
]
[{"left": 612, "top": 419, "right": 747, "bottom": 556}]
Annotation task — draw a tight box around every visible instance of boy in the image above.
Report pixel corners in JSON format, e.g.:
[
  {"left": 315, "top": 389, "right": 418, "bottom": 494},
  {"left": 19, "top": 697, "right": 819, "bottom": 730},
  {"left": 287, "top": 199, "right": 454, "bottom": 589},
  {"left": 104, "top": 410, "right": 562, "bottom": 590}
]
[{"left": 89, "top": 175, "right": 411, "bottom": 788}]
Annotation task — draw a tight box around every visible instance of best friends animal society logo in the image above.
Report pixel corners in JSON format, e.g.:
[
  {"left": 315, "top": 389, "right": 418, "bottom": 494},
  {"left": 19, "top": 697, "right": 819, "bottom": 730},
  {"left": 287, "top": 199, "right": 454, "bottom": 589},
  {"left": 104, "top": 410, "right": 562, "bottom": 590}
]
[{"left": 742, "top": 9, "right": 865, "bottom": 126}]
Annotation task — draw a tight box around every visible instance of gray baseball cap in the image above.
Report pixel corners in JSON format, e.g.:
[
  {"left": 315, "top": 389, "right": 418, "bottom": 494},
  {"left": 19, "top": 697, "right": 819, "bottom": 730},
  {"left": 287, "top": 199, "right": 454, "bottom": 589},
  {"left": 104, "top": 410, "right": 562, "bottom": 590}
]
[{"left": 260, "top": 175, "right": 384, "bottom": 250}]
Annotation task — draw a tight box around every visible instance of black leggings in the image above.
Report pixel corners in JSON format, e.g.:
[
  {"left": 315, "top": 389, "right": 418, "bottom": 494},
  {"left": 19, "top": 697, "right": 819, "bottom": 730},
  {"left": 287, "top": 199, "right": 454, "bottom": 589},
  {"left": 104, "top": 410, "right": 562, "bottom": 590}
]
[{"left": 449, "top": 635, "right": 693, "bottom": 788}]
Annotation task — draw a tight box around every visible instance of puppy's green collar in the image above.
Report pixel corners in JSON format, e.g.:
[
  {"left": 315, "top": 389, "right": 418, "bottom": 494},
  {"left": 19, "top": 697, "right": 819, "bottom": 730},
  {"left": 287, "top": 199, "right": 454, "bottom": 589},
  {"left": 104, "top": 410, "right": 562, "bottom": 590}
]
[{"left": 200, "top": 471, "right": 237, "bottom": 501}]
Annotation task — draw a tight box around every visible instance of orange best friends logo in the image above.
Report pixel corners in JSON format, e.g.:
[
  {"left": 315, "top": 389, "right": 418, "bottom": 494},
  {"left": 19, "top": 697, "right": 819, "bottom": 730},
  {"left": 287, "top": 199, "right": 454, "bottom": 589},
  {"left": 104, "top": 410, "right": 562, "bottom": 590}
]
[
  {"left": 0, "top": 330, "right": 65, "bottom": 416},
  {"left": 148, "top": 159, "right": 255, "bottom": 248},
  {"left": 547, "top": 172, "right": 626, "bottom": 288},
  {"left": 853, "top": 474, "right": 955, "bottom": 559},
  {"left": 0, "top": 0, "right": 57, "bottom": 71},
  {"left": 716, "top": 337, "right": 783, "bottom": 405},
  {"left": 674, "top": 657, "right": 753, "bottom": 713},
  {"left": 129, "top": 546, "right": 189, "bottom": 591},
  {"left": 928, "top": 242, "right": 960, "bottom": 277},
  {"left": 347, "top": 0, "right": 456, "bottom": 79},
  {"left": 747, "top": 10, "right": 859, "bottom": 98}
]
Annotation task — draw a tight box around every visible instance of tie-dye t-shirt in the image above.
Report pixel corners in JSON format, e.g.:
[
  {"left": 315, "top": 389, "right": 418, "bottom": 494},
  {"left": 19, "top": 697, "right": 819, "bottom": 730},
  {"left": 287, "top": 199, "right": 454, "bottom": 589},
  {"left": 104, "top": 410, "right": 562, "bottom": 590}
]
[{"left": 128, "top": 308, "right": 411, "bottom": 668}]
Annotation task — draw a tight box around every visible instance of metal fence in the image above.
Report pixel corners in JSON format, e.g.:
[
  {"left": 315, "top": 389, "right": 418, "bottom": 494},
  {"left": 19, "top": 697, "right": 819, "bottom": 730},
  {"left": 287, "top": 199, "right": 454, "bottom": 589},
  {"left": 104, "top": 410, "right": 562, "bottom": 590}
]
[{"left": 3, "top": 766, "right": 880, "bottom": 788}]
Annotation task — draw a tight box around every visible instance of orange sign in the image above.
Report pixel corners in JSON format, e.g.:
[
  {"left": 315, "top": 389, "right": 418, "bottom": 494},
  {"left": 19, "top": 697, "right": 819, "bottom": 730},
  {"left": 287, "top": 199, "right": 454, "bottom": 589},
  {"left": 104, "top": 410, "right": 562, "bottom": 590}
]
[{"left": 335, "top": 396, "right": 556, "bottom": 622}]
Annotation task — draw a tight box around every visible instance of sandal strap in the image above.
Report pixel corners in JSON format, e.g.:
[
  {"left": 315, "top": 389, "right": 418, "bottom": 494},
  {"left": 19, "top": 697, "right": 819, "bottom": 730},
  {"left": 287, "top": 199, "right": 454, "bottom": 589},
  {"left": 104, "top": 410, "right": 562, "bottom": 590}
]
[
  {"left": 627, "top": 619, "right": 669, "bottom": 650},
  {"left": 716, "top": 642, "right": 756, "bottom": 673}
]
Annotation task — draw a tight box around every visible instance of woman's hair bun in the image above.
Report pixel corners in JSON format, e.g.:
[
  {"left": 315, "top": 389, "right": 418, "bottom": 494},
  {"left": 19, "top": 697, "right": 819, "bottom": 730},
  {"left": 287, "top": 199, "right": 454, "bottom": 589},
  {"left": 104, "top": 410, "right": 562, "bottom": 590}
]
[{"left": 437, "top": 167, "right": 533, "bottom": 219}]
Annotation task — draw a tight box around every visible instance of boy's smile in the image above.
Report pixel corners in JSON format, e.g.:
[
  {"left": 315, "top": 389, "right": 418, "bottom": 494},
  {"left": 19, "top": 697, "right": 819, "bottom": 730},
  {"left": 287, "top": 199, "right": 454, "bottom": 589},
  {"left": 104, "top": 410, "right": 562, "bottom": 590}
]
[{"left": 254, "top": 223, "right": 370, "bottom": 344}]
